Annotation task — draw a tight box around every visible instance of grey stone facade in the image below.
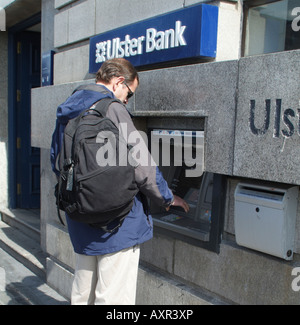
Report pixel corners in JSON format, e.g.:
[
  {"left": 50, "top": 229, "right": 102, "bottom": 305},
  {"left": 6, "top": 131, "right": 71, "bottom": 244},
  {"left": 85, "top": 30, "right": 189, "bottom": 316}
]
[{"left": 234, "top": 50, "right": 300, "bottom": 185}]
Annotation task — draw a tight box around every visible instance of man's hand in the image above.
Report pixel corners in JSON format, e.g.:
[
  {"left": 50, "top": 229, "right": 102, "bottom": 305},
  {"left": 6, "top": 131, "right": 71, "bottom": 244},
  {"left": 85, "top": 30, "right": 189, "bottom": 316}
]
[{"left": 166, "top": 195, "right": 190, "bottom": 213}]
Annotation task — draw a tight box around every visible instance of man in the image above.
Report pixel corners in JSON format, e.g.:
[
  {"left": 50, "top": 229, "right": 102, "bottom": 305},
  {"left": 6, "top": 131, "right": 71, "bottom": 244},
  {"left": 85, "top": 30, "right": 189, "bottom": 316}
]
[{"left": 51, "top": 58, "right": 189, "bottom": 305}]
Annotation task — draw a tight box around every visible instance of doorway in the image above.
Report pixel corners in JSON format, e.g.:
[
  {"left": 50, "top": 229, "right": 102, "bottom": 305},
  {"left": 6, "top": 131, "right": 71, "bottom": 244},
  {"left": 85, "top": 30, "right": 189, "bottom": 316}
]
[{"left": 8, "top": 14, "right": 41, "bottom": 209}]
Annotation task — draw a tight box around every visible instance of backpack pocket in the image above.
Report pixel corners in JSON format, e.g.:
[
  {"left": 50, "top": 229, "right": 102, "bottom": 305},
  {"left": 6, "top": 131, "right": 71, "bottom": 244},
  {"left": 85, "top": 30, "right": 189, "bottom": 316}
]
[{"left": 75, "top": 164, "right": 138, "bottom": 220}]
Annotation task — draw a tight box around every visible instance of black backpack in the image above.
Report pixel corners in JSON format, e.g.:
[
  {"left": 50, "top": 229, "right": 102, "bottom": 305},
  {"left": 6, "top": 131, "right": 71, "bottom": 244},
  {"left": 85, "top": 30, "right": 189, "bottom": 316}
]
[{"left": 55, "top": 97, "right": 139, "bottom": 233}]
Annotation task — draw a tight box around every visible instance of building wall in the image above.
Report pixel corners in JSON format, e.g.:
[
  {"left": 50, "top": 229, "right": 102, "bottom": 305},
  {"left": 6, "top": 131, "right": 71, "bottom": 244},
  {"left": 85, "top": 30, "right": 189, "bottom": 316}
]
[
  {"left": 52, "top": 0, "right": 242, "bottom": 85},
  {"left": 31, "top": 0, "right": 300, "bottom": 304}
]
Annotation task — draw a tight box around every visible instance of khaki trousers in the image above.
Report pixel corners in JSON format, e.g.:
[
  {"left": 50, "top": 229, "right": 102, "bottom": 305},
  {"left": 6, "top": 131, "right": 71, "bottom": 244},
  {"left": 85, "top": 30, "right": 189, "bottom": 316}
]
[{"left": 71, "top": 246, "right": 140, "bottom": 305}]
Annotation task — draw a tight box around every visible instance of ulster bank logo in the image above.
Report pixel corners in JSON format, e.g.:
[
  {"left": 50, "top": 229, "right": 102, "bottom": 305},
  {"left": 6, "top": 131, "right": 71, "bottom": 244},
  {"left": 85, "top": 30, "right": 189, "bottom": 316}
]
[
  {"left": 95, "top": 21, "right": 187, "bottom": 64},
  {"left": 0, "top": 7, "right": 6, "bottom": 31},
  {"left": 89, "top": 4, "right": 219, "bottom": 73}
]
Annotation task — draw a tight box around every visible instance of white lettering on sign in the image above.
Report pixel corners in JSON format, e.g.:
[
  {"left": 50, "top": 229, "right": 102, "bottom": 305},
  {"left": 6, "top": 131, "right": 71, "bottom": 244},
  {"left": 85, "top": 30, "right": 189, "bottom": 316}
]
[
  {"left": 146, "top": 21, "right": 187, "bottom": 53},
  {"left": 95, "top": 20, "right": 187, "bottom": 63}
]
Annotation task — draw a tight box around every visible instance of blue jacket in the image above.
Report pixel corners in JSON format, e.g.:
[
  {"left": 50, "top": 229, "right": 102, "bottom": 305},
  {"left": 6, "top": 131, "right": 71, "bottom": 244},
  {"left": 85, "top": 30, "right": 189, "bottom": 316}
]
[{"left": 50, "top": 84, "right": 173, "bottom": 256}]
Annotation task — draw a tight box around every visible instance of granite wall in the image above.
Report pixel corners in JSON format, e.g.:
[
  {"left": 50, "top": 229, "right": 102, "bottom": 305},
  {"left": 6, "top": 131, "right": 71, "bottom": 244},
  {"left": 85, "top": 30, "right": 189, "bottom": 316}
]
[
  {"left": 33, "top": 49, "right": 300, "bottom": 186},
  {"left": 234, "top": 50, "right": 300, "bottom": 185}
]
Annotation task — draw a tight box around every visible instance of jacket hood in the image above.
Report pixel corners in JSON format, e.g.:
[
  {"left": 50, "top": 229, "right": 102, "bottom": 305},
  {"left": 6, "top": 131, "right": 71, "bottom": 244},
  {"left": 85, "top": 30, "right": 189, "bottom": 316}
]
[{"left": 56, "top": 84, "right": 115, "bottom": 125}]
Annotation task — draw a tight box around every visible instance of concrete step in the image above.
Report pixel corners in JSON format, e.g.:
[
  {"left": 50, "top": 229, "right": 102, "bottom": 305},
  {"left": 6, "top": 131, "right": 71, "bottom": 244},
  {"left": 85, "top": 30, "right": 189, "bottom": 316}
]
[
  {"left": 0, "top": 209, "right": 40, "bottom": 243},
  {"left": 0, "top": 247, "right": 68, "bottom": 305},
  {"left": 0, "top": 220, "right": 46, "bottom": 280}
]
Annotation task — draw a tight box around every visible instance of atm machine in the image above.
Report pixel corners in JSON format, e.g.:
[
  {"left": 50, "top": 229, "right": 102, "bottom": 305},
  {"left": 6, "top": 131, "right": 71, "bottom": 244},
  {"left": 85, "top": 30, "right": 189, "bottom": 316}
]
[{"left": 149, "top": 128, "right": 226, "bottom": 252}]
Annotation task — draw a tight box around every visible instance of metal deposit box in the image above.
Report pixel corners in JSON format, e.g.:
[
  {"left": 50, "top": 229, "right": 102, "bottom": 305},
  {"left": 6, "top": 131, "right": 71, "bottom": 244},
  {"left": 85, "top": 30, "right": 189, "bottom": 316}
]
[{"left": 234, "top": 183, "right": 298, "bottom": 260}]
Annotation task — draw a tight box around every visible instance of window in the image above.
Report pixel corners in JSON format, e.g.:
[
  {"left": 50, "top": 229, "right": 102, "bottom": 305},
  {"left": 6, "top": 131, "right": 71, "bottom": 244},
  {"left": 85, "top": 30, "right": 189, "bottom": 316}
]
[{"left": 244, "top": 0, "right": 300, "bottom": 56}]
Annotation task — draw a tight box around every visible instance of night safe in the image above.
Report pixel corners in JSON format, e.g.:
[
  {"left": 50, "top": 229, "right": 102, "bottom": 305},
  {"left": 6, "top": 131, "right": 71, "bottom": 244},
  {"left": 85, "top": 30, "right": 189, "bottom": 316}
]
[{"left": 234, "top": 183, "right": 298, "bottom": 260}]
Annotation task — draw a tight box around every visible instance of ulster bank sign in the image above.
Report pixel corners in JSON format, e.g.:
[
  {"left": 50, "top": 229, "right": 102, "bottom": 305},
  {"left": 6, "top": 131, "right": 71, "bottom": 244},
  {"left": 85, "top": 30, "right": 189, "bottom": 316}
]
[{"left": 89, "top": 4, "right": 219, "bottom": 73}]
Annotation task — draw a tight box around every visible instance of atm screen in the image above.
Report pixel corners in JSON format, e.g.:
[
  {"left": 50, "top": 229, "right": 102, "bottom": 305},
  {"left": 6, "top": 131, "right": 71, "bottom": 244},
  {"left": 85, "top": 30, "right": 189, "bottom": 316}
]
[{"left": 149, "top": 129, "right": 213, "bottom": 242}]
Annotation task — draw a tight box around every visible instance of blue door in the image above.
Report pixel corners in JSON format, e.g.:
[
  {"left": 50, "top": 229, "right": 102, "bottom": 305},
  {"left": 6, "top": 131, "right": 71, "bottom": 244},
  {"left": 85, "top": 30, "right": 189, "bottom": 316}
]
[{"left": 15, "top": 31, "right": 41, "bottom": 209}]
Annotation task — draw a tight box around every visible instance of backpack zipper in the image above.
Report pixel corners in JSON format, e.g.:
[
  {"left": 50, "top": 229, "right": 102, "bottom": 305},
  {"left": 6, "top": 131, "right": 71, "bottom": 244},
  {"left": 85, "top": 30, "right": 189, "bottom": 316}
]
[{"left": 76, "top": 164, "right": 115, "bottom": 183}]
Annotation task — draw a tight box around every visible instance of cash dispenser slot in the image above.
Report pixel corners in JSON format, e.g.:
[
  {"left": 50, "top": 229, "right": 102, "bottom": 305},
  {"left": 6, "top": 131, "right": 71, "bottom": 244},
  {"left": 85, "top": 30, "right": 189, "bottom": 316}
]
[{"left": 153, "top": 168, "right": 213, "bottom": 242}]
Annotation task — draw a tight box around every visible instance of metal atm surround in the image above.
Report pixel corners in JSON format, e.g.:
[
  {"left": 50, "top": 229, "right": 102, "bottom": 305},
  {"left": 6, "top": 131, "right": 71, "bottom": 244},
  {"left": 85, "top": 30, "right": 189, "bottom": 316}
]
[{"left": 147, "top": 122, "right": 226, "bottom": 253}]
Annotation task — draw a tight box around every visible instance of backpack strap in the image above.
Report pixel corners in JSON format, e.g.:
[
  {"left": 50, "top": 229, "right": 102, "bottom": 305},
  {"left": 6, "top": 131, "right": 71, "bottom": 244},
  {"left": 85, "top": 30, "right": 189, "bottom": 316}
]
[
  {"left": 62, "top": 98, "right": 122, "bottom": 168},
  {"left": 93, "top": 97, "right": 123, "bottom": 117},
  {"left": 65, "top": 98, "right": 121, "bottom": 137},
  {"left": 60, "top": 98, "right": 122, "bottom": 162},
  {"left": 66, "top": 98, "right": 122, "bottom": 134}
]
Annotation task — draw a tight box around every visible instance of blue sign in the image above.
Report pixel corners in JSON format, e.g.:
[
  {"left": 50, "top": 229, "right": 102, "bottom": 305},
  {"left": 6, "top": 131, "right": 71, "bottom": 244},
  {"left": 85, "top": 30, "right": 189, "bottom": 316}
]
[
  {"left": 89, "top": 4, "right": 218, "bottom": 73},
  {"left": 42, "top": 50, "right": 55, "bottom": 86}
]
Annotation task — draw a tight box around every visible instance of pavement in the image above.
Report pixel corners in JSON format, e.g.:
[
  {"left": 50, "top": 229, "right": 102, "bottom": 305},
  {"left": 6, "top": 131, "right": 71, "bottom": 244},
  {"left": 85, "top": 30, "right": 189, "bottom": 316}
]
[
  {"left": 0, "top": 209, "right": 69, "bottom": 305},
  {"left": 0, "top": 247, "right": 69, "bottom": 305}
]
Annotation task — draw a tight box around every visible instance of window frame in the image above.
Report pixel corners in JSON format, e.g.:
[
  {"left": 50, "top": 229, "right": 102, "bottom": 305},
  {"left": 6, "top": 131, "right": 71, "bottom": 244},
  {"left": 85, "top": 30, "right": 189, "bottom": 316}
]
[{"left": 242, "top": 0, "right": 298, "bottom": 57}]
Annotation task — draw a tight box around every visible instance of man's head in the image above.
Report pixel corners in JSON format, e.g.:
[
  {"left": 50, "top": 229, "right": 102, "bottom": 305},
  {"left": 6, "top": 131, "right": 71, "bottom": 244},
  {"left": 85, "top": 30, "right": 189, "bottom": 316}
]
[{"left": 96, "top": 58, "right": 139, "bottom": 104}]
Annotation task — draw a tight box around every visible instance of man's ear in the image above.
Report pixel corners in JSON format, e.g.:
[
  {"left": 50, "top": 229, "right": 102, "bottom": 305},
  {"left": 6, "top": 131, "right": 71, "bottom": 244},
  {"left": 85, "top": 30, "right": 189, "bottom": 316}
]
[{"left": 113, "top": 76, "right": 125, "bottom": 90}]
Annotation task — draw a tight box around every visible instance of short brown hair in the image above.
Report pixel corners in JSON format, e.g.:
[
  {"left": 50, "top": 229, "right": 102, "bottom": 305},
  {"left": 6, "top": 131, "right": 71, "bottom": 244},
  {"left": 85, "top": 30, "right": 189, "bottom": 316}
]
[{"left": 96, "top": 58, "right": 139, "bottom": 85}]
